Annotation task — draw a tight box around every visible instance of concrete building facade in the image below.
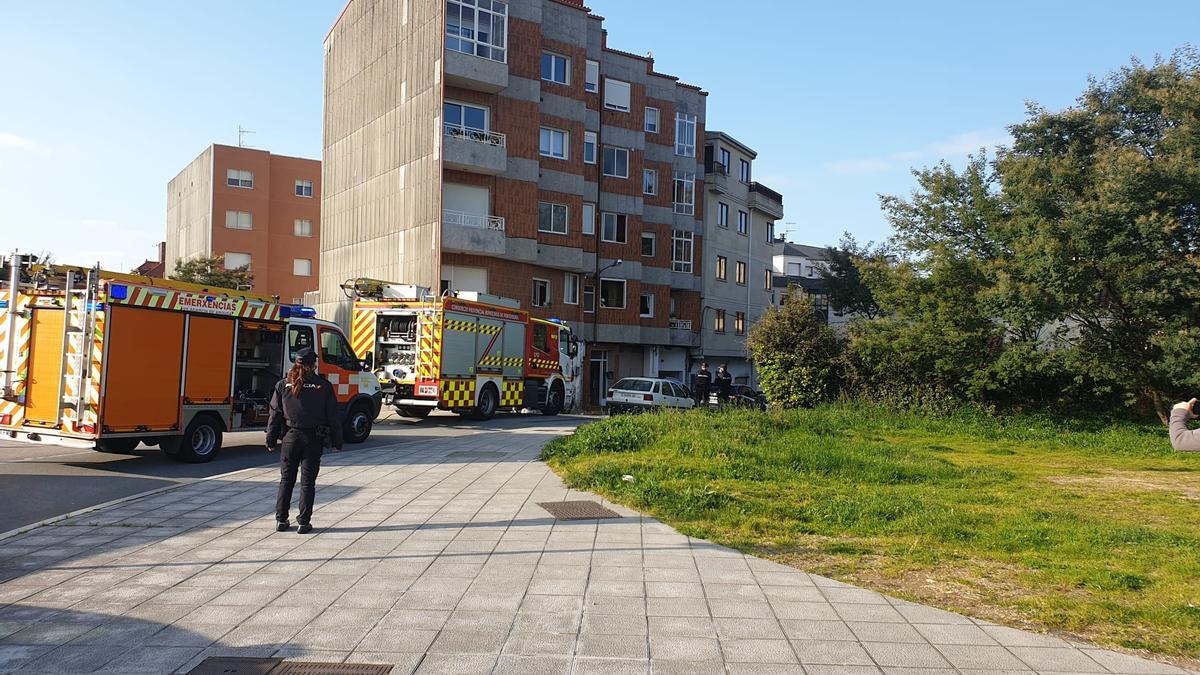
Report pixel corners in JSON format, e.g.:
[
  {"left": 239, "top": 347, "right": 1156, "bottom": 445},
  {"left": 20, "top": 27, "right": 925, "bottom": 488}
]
[
  {"left": 166, "top": 144, "right": 322, "bottom": 302},
  {"left": 697, "top": 132, "right": 782, "bottom": 385},
  {"left": 321, "top": 0, "right": 717, "bottom": 406},
  {"left": 773, "top": 241, "right": 850, "bottom": 327}
]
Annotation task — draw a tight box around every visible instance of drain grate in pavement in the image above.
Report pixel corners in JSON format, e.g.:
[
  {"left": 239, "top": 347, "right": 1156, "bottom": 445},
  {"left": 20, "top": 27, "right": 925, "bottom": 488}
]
[
  {"left": 275, "top": 664, "right": 394, "bottom": 674},
  {"left": 539, "top": 500, "right": 620, "bottom": 520},
  {"left": 446, "top": 450, "right": 509, "bottom": 459},
  {"left": 187, "top": 657, "right": 281, "bottom": 675}
]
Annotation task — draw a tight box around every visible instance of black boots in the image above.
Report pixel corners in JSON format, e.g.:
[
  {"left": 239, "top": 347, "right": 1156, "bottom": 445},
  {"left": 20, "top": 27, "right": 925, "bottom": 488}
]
[
  {"left": 297, "top": 523, "right": 313, "bottom": 534},
  {"left": 275, "top": 520, "right": 290, "bottom": 532}
]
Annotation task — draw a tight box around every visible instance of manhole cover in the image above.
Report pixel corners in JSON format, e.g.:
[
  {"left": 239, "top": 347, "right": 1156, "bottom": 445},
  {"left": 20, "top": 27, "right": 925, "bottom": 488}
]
[
  {"left": 539, "top": 500, "right": 620, "bottom": 520},
  {"left": 446, "top": 451, "right": 509, "bottom": 459},
  {"left": 187, "top": 657, "right": 281, "bottom": 675},
  {"left": 275, "top": 664, "right": 393, "bottom": 674}
]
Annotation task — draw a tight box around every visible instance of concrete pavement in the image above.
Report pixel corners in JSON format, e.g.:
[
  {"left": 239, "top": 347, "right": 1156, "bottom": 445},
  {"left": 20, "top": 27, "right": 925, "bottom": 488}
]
[{"left": 0, "top": 414, "right": 1192, "bottom": 674}]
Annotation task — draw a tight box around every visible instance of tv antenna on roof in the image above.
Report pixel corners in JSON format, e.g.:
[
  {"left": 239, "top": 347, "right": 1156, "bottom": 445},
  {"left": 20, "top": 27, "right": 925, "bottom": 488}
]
[{"left": 238, "top": 126, "right": 255, "bottom": 148}]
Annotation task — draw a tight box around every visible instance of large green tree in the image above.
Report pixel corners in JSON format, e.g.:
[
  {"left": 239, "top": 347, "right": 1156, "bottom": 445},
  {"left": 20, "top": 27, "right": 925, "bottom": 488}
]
[
  {"left": 994, "top": 49, "right": 1200, "bottom": 417},
  {"left": 820, "top": 233, "right": 887, "bottom": 320},
  {"left": 170, "top": 255, "right": 255, "bottom": 291}
]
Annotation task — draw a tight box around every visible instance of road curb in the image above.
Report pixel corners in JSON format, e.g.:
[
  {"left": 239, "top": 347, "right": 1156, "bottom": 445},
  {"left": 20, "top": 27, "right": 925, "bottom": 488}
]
[{"left": 0, "top": 463, "right": 265, "bottom": 543}]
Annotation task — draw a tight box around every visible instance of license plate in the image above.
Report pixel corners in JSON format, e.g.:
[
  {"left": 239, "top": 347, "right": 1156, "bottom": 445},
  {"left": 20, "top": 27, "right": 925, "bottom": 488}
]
[{"left": 418, "top": 384, "right": 438, "bottom": 397}]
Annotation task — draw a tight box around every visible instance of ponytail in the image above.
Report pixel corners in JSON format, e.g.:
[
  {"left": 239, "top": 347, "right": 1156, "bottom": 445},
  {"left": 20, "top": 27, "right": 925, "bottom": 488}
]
[{"left": 286, "top": 362, "right": 315, "bottom": 391}]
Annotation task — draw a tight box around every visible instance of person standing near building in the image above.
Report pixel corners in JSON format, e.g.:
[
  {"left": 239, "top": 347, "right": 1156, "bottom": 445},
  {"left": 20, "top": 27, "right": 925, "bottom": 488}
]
[
  {"left": 693, "top": 362, "right": 713, "bottom": 408},
  {"left": 714, "top": 364, "right": 733, "bottom": 405},
  {"left": 267, "top": 348, "right": 343, "bottom": 534}
]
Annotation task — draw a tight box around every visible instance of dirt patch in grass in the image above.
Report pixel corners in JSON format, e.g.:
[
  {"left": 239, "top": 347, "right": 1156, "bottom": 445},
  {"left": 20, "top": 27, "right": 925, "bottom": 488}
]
[{"left": 1047, "top": 470, "right": 1200, "bottom": 502}]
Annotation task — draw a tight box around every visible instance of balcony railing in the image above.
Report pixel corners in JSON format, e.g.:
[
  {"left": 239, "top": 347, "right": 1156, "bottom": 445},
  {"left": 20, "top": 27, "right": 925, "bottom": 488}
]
[
  {"left": 443, "top": 123, "right": 507, "bottom": 148},
  {"left": 443, "top": 209, "right": 505, "bottom": 232},
  {"left": 749, "top": 181, "right": 784, "bottom": 204},
  {"left": 707, "top": 160, "right": 728, "bottom": 176},
  {"left": 669, "top": 318, "right": 693, "bottom": 330}
]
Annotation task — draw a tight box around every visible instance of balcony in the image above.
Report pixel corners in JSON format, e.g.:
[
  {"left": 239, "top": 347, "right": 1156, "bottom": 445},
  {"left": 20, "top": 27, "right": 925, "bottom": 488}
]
[
  {"left": 669, "top": 318, "right": 693, "bottom": 330},
  {"left": 443, "top": 123, "right": 508, "bottom": 175},
  {"left": 444, "top": 45, "right": 508, "bottom": 93},
  {"left": 441, "top": 209, "right": 506, "bottom": 257},
  {"left": 705, "top": 160, "right": 732, "bottom": 194},
  {"left": 748, "top": 181, "right": 785, "bottom": 219}
]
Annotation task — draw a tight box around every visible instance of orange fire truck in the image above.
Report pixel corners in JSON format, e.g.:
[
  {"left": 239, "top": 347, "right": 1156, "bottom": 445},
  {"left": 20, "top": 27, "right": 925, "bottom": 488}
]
[
  {"left": 0, "top": 253, "right": 380, "bottom": 462},
  {"left": 345, "top": 279, "right": 583, "bottom": 420}
]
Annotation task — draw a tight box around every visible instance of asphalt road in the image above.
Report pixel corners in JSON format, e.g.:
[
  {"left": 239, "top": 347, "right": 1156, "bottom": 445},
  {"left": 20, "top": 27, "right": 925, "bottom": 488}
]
[{"left": 0, "top": 411, "right": 585, "bottom": 534}]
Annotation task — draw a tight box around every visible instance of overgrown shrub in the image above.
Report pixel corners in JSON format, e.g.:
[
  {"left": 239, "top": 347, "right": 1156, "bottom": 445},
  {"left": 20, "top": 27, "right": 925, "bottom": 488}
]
[{"left": 746, "top": 295, "right": 842, "bottom": 408}]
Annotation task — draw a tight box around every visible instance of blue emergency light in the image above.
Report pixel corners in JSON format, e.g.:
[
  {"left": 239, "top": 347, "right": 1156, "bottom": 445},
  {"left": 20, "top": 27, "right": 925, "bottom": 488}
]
[
  {"left": 280, "top": 305, "right": 317, "bottom": 319},
  {"left": 108, "top": 284, "right": 128, "bottom": 300}
]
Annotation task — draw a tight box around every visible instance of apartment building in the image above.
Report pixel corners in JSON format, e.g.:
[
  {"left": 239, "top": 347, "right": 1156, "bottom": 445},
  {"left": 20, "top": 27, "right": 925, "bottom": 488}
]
[
  {"left": 697, "top": 132, "right": 782, "bottom": 385},
  {"left": 773, "top": 241, "right": 849, "bottom": 327},
  {"left": 166, "top": 144, "right": 321, "bottom": 302},
  {"left": 320, "top": 0, "right": 710, "bottom": 405}
]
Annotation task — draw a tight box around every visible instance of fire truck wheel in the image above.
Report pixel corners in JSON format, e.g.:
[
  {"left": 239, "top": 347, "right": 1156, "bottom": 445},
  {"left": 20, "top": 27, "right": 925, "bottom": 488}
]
[
  {"left": 172, "top": 416, "right": 223, "bottom": 463},
  {"left": 473, "top": 384, "right": 499, "bottom": 421},
  {"left": 94, "top": 438, "right": 140, "bottom": 454},
  {"left": 396, "top": 406, "right": 431, "bottom": 419},
  {"left": 344, "top": 402, "right": 374, "bottom": 444},
  {"left": 542, "top": 381, "right": 564, "bottom": 416}
]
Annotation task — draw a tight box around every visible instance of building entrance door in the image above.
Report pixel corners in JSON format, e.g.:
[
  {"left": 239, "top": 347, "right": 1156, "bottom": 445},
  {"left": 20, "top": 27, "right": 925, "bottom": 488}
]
[{"left": 589, "top": 349, "right": 609, "bottom": 408}]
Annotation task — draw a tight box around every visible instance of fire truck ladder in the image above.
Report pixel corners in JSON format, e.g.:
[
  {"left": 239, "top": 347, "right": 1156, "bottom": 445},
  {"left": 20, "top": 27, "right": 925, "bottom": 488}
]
[{"left": 57, "top": 266, "right": 100, "bottom": 424}]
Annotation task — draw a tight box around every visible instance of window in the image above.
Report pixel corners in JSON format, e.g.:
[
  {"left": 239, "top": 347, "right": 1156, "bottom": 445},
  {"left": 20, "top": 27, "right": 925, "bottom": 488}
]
[
  {"left": 735, "top": 311, "right": 746, "bottom": 335},
  {"left": 602, "top": 146, "right": 628, "bottom": 178},
  {"left": 766, "top": 220, "right": 776, "bottom": 243},
  {"left": 225, "top": 211, "right": 252, "bottom": 230},
  {"left": 737, "top": 210, "right": 748, "bottom": 235},
  {"left": 671, "top": 230, "right": 694, "bottom": 273},
  {"left": 604, "top": 78, "right": 631, "bottom": 111},
  {"left": 764, "top": 268, "right": 773, "bottom": 290},
  {"left": 537, "top": 202, "right": 568, "bottom": 235},
  {"left": 736, "top": 261, "right": 747, "bottom": 285},
  {"left": 584, "top": 132, "right": 597, "bottom": 164},
  {"left": 539, "top": 127, "right": 568, "bottom": 159},
  {"left": 601, "top": 213, "right": 627, "bottom": 243},
  {"left": 806, "top": 265, "right": 815, "bottom": 277},
  {"left": 739, "top": 159, "right": 751, "bottom": 182},
  {"left": 585, "top": 60, "right": 599, "bottom": 92},
  {"left": 787, "top": 262, "right": 802, "bottom": 276},
  {"left": 295, "top": 179, "right": 313, "bottom": 197},
  {"left": 583, "top": 285, "right": 595, "bottom": 312},
  {"left": 600, "top": 279, "right": 626, "bottom": 309},
  {"left": 288, "top": 325, "right": 314, "bottom": 362},
  {"left": 641, "top": 232, "right": 655, "bottom": 257},
  {"left": 564, "top": 273, "right": 580, "bottom": 305},
  {"left": 716, "top": 256, "right": 727, "bottom": 281},
  {"left": 582, "top": 202, "right": 595, "bottom": 235},
  {"left": 717, "top": 202, "right": 729, "bottom": 228},
  {"left": 643, "top": 169, "right": 657, "bottom": 195},
  {"left": 293, "top": 258, "right": 312, "bottom": 277},
  {"left": 645, "top": 107, "right": 659, "bottom": 133},
  {"left": 541, "top": 51, "right": 569, "bottom": 85},
  {"left": 719, "top": 148, "right": 731, "bottom": 171},
  {"left": 224, "top": 252, "right": 251, "bottom": 270},
  {"left": 640, "top": 293, "right": 654, "bottom": 318},
  {"left": 532, "top": 278, "right": 550, "bottom": 307},
  {"left": 320, "top": 327, "right": 362, "bottom": 371},
  {"left": 445, "top": 0, "right": 508, "bottom": 63},
  {"left": 294, "top": 219, "right": 313, "bottom": 237},
  {"left": 714, "top": 309, "right": 726, "bottom": 333},
  {"left": 675, "top": 112, "right": 697, "bottom": 157},
  {"left": 444, "top": 101, "right": 489, "bottom": 134},
  {"left": 226, "top": 169, "right": 253, "bottom": 188},
  {"left": 672, "top": 171, "right": 695, "bottom": 215},
  {"left": 532, "top": 323, "right": 550, "bottom": 352}
]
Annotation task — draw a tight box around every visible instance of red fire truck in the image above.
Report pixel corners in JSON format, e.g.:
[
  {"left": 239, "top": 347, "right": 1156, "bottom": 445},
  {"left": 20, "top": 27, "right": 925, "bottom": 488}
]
[{"left": 346, "top": 279, "right": 583, "bottom": 420}]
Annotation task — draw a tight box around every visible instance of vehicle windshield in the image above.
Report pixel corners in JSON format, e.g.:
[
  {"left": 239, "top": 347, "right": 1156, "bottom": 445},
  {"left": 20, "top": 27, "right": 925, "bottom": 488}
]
[{"left": 612, "top": 378, "right": 654, "bottom": 392}]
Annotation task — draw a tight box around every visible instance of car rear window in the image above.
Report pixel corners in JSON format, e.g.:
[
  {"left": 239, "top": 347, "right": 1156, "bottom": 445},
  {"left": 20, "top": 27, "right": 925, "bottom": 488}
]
[{"left": 612, "top": 379, "right": 653, "bottom": 392}]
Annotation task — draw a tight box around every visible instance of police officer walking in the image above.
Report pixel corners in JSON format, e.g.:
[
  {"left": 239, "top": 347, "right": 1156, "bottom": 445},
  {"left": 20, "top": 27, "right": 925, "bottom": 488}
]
[
  {"left": 693, "top": 362, "right": 713, "bottom": 408},
  {"left": 267, "top": 347, "right": 343, "bottom": 534},
  {"left": 714, "top": 364, "right": 733, "bottom": 405}
]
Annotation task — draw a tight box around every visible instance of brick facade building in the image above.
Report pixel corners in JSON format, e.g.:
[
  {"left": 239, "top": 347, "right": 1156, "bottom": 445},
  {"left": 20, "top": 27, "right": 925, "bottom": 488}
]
[{"left": 321, "top": 0, "right": 780, "bottom": 406}]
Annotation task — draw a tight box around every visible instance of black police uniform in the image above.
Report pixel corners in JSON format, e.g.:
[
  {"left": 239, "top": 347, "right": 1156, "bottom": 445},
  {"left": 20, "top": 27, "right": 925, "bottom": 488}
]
[
  {"left": 714, "top": 369, "right": 733, "bottom": 403},
  {"left": 266, "top": 349, "right": 343, "bottom": 532},
  {"left": 693, "top": 368, "right": 713, "bottom": 406}
]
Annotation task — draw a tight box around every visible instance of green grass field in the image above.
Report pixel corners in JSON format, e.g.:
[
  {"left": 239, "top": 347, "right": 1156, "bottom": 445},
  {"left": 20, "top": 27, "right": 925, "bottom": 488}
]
[{"left": 542, "top": 406, "right": 1200, "bottom": 660}]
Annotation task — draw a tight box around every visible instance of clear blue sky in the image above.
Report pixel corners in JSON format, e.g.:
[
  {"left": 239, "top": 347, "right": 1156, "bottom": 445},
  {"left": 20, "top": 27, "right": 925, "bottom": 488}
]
[{"left": 1, "top": 1, "right": 1195, "bottom": 271}]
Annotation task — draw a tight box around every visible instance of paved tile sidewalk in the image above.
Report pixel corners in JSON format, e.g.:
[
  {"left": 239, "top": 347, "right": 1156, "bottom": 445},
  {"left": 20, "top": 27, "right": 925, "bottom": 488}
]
[{"left": 0, "top": 418, "right": 1193, "bottom": 674}]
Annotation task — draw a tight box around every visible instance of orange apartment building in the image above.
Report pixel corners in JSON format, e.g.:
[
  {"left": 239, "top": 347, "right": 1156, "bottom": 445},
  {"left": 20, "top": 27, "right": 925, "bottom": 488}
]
[{"left": 165, "top": 144, "right": 321, "bottom": 303}]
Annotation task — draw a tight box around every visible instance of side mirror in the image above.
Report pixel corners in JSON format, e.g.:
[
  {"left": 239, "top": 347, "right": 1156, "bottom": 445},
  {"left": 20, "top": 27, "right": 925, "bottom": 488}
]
[{"left": 567, "top": 335, "right": 580, "bottom": 358}]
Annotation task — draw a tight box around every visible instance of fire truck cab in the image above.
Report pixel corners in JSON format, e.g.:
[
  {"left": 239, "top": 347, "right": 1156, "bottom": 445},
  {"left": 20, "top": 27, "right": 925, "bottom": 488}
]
[
  {"left": 0, "top": 254, "right": 381, "bottom": 462},
  {"left": 347, "top": 280, "right": 584, "bottom": 420}
]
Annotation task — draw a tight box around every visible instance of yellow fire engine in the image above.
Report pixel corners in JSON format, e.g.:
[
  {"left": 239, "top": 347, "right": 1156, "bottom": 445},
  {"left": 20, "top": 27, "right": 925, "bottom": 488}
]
[
  {"left": 0, "top": 253, "right": 380, "bottom": 462},
  {"left": 345, "top": 279, "right": 583, "bottom": 420}
]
